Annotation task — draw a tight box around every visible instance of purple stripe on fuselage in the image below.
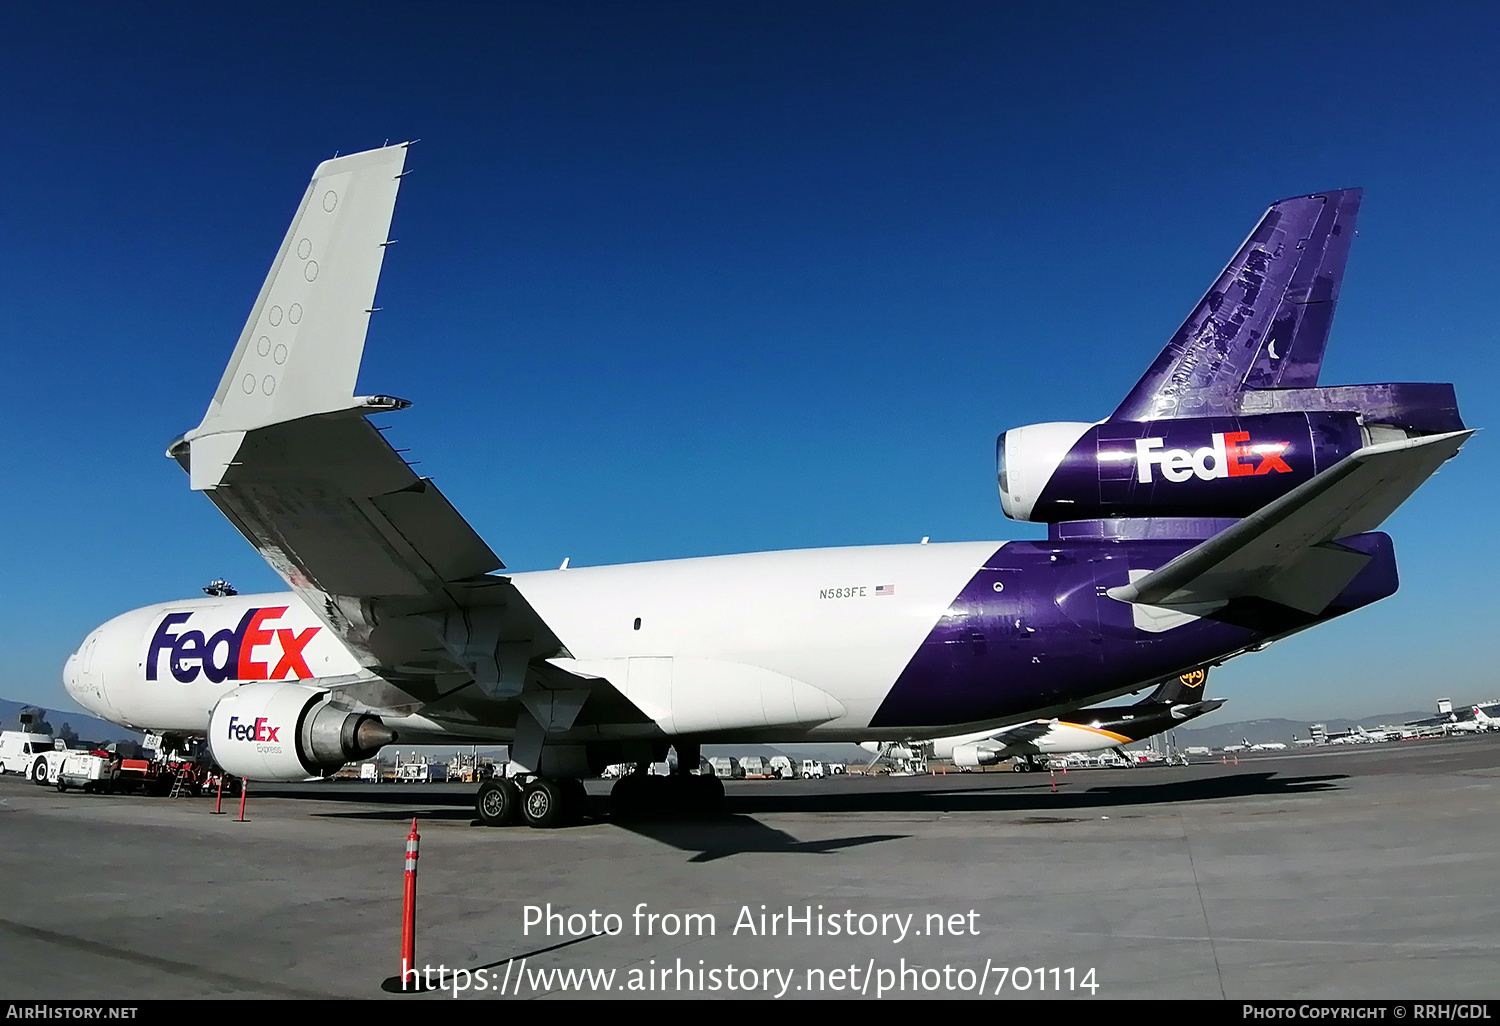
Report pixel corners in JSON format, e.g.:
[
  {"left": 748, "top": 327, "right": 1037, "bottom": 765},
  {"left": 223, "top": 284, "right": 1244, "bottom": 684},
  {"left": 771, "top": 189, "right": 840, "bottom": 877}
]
[{"left": 867, "top": 532, "right": 1397, "bottom": 731}]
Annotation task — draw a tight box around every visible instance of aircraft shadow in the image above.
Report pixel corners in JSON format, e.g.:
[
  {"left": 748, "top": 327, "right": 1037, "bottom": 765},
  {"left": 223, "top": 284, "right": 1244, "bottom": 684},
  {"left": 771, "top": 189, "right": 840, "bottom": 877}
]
[
  {"left": 381, "top": 933, "right": 604, "bottom": 993},
  {"left": 260, "top": 773, "right": 1347, "bottom": 852},
  {"left": 719, "top": 772, "right": 1347, "bottom": 816},
  {"left": 615, "top": 814, "right": 907, "bottom": 862}
]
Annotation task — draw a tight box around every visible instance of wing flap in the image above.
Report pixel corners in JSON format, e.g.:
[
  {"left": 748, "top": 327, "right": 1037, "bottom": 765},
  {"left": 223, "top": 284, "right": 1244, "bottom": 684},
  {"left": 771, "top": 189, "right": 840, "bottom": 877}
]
[
  {"left": 371, "top": 480, "right": 503, "bottom": 583},
  {"left": 1107, "top": 429, "right": 1472, "bottom": 613}
]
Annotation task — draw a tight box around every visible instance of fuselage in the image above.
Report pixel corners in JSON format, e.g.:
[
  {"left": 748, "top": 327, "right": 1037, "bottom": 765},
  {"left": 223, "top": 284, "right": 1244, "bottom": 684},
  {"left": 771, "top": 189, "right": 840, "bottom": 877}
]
[{"left": 64, "top": 535, "right": 1398, "bottom": 744}]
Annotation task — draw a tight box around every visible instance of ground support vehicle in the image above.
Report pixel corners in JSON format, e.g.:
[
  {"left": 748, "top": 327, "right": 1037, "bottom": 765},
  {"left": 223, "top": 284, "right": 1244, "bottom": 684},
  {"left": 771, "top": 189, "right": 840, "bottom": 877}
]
[{"left": 1, "top": 732, "right": 55, "bottom": 781}]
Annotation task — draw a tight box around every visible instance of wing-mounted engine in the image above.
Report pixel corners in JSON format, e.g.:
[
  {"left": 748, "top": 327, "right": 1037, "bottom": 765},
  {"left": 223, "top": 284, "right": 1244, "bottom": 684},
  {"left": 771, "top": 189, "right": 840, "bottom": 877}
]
[
  {"left": 951, "top": 743, "right": 1005, "bottom": 769},
  {"left": 208, "top": 682, "right": 396, "bottom": 781},
  {"left": 998, "top": 384, "right": 1464, "bottom": 524}
]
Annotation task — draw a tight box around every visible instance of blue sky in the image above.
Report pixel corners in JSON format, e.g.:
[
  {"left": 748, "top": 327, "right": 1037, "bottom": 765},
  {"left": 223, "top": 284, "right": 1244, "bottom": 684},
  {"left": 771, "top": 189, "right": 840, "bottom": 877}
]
[{"left": 2, "top": 3, "right": 1496, "bottom": 722}]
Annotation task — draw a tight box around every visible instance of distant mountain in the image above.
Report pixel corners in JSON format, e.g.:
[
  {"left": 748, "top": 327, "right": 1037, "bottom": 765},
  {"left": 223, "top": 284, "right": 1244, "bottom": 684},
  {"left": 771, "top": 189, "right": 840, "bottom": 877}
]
[{"left": 0, "top": 699, "right": 142, "bottom": 744}]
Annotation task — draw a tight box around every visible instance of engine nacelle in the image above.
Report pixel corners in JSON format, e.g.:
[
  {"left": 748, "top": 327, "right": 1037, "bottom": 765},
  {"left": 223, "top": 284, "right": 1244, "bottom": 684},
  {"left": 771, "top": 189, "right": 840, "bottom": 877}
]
[
  {"left": 208, "top": 682, "right": 396, "bottom": 781},
  {"left": 997, "top": 412, "right": 1366, "bottom": 522},
  {"left": 951, "top": 744, "right": 1002, "bottom": 769}
]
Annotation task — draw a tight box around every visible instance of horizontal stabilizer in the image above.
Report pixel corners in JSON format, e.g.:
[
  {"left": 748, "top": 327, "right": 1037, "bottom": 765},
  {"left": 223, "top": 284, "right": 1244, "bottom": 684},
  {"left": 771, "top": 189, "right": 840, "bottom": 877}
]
[{"left": 1107, "top": 429, "right": 1472, "bottom": 614}]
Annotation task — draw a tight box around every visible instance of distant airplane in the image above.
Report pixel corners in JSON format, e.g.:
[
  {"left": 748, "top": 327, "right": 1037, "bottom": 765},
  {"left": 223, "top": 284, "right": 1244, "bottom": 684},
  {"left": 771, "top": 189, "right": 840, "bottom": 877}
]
[
  {"left": 60, "top": 148, "right": 1472, "bottom": 828},
  {"left": 919, "top": 668, "right": 1223, "bottom": 771},
  {"left": 1471, "top": 706, "right": 1498, "bottom": 730}
]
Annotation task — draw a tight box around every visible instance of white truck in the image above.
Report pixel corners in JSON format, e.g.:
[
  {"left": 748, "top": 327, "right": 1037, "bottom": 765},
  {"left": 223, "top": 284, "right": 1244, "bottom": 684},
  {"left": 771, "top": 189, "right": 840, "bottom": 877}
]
[
  {"left": 0, "top": 731, "right": 56, "bottom": 782},
  {"left": 800, "top": 759, "right": 826, "bottom": 778}
]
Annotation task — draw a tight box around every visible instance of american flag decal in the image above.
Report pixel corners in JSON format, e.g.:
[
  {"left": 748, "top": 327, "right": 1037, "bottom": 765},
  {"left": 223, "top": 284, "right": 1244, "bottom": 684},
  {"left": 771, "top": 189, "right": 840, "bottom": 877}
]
[{"left": 875, "top": 584, "right": 895, "bottom": 596}]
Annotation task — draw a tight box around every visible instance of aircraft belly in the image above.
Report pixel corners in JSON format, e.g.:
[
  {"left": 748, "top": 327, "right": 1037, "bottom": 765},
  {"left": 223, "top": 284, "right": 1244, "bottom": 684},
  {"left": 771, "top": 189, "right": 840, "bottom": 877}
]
[{"left": 512, "top": 541, "right": 1000, "bottom": 732}]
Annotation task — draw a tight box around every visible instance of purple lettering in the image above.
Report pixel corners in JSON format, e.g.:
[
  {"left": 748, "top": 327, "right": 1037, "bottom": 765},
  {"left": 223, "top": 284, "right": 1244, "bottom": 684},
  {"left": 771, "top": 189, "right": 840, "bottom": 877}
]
[
  {"left": 146, "top": 613, "right": 192, "bottom": 682},
  {"left": 170, "top": 630, "right": 206, "bottom": 683},
  {"left": 202, "top": 610, "right": 257, "bottom": 683}
]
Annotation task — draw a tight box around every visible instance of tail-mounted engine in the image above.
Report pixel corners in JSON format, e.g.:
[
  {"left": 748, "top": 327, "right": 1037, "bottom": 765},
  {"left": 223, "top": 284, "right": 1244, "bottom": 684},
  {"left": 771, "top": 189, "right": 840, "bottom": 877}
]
[
  {"left": 998, "top": 384, "right": 1463, "bottom": 523},
  {"left": 207, "top": 682, "right": 396, "bottom": 781}
]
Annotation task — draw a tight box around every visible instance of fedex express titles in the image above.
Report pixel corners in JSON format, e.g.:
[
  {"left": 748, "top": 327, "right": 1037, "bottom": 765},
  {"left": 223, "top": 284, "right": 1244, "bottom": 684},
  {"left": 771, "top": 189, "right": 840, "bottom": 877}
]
[
  {"left": 147, "top": 606, "right": 322, "bottom": 684},
  {"left": 1134, "top": 431, "right": 1291, "bottom": 484}
]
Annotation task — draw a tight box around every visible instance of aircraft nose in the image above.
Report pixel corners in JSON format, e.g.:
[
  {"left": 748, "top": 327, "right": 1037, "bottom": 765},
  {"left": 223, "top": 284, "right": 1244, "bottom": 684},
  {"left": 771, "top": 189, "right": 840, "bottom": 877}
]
[
  {"left": 62, "top": 631, "right": 107, "bottom": 717},
  {"left": 62, "top": 650, "right": 81, "bottom": 700}
]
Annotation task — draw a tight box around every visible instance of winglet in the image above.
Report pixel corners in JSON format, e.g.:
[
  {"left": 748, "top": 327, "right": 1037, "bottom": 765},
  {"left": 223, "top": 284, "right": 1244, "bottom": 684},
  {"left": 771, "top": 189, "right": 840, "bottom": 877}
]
[{"left": 183, "top": 144, "right": 409, "bottom": 488}]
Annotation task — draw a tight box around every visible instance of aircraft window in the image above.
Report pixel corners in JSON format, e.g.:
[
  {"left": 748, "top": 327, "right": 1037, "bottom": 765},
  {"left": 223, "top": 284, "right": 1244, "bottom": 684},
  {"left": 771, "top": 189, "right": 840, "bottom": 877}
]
[{"left": 633, "top": 617, "right": 642, "bottom": 631}]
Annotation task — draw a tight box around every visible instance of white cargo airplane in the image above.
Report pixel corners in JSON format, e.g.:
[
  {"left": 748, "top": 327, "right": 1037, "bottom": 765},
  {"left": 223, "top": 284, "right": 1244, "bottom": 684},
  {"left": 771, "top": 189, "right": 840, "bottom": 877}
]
[
  {"left": 921, "top": 668, "right": 1224, "bottom": 771},
  {"left": 1469, "top": 706, "right": 1500, "bottom": 732},
  {"left": 60, "top": 146, "right": 1470, "bottom": 828}
]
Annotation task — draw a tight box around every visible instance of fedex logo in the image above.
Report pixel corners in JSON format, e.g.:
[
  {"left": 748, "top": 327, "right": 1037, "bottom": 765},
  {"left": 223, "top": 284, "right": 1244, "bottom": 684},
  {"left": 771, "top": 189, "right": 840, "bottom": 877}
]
[
  {"left": 226, "top": 715, "right": 280, "bottom": 743},
  {"left": 1135, "top": 432, "right": 1292, "bottom": 484},
  {"left": 147, "top": 606, "right": 319, "bottom": 684}
]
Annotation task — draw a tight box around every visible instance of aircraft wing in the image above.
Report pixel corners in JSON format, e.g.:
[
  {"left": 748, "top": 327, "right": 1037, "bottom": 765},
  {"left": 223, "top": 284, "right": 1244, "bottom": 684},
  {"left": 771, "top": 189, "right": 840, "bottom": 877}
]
[
  {"left": 1107, "top": 429, "right": 1472, "bottom": 614},
  {"left": 169, "top": 145, "right": 621, "bottom": 722},
  {"left": 967, "top": 719, "right": 1055, "bottom": 752}
]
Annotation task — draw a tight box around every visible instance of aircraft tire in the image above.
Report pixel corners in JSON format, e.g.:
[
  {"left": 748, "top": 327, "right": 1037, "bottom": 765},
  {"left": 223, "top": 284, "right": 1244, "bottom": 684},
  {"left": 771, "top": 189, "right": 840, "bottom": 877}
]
[
  {"left": 521, "top": 777, "right": 566, "bottom": 829},
  {"left": 475, "top": 779, "right": 519, "bottom": 827},
  {"left": 691, "top": 773, "right": 726, "bottom": 815},
  {"left": 609, "top": 773, "right": 650, "bottom": 821},
  {"left": 561, "top": 777, "right": 588, "bottom": 824}
]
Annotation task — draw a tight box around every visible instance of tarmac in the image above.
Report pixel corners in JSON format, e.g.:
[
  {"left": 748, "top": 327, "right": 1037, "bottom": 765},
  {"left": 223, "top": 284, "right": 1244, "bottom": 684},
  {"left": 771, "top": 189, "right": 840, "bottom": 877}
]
[{"left": 2, "top": 733, "right": 1499, "bottom": 1000}]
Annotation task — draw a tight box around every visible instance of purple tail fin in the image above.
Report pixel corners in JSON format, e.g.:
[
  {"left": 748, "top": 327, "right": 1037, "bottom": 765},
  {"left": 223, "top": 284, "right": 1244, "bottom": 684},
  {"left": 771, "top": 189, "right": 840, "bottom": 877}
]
[{"left": 1112, "top": 189, "right": 1362, "bottom": 421}]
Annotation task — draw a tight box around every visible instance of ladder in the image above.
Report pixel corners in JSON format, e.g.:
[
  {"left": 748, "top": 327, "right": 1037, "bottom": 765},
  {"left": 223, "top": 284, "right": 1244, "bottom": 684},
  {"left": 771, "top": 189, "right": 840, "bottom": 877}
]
[{"left": 167, "top": 773, "right": 192, "bottom": 799}]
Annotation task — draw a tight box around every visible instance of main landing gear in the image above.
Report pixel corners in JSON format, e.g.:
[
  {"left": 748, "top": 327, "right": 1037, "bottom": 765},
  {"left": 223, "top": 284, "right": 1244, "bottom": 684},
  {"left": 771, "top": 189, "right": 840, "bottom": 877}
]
[
  {"left": 474, "top": 767, "right": 726, "bottom": 828},
  {"left": 608, "top": 767, "right": 725, "bottom": 822},
  {"left": 475, "top": 775, "right": 588, "bottom": 828}
]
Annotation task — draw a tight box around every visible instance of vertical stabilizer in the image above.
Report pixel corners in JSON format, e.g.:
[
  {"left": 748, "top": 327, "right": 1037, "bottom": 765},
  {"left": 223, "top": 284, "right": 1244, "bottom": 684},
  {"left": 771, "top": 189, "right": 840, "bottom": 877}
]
[
  {"left": 1112, "top": 189, "right": 1362, "bottom": 421},
  {"left": 1140, "top": 667, "right": 1210, "bottom": 705}
]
